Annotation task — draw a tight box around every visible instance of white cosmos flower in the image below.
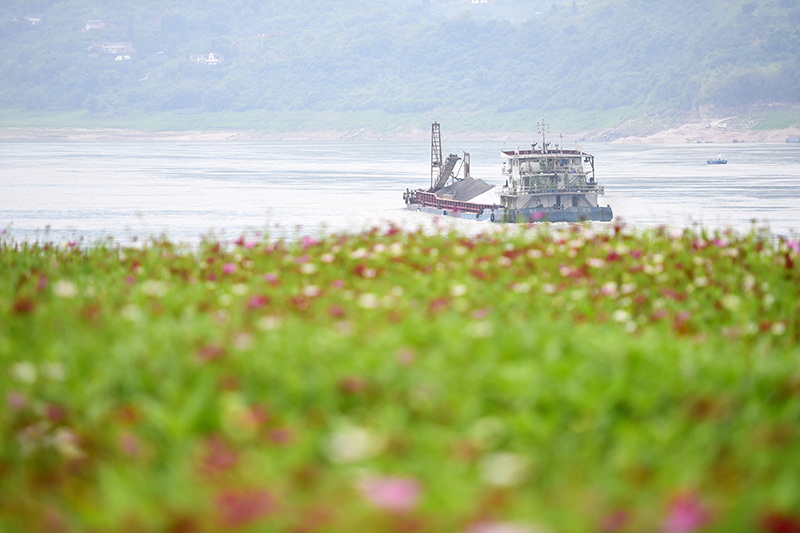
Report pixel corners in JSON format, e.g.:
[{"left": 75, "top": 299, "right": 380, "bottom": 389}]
[
  {"left": 53, "top": 280, "right": 78, "bottom": 298},
  {"left": 358, "top": 293, "right": 380, "bottom": 309},
  {"left": 10, "top": 362, "right": 37, "bottom": 383},
  {"left": 479, "top": 452, "right": 530, "bottom": 487},
  {"left": 324, "top": 426, "right": 385, "bottom": 464},
  {"left": 450, "top": 285, "right": 467, "bottom": 297}
]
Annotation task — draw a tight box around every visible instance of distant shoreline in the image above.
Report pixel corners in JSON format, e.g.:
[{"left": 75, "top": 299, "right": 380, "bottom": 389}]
[{"left": 0, "top": 124, "right": 798, "bottom": 144}]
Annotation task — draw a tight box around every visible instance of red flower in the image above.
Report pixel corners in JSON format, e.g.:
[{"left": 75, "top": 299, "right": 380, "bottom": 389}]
[
  {"left": 470, "top": 268, "right": 487, "bottom": 280},
  {"left": 338, "top": 375, "right": 367, "bottom": 395},
  {"left": 215, "top": 488, "right": 274, "bottom": 528},
  {"left": 600, "top": 510, "right": 630, "bottom": 532},
  {"left": 760, "top": 512, "right": 800, "bottom": 533},
  {"left": 12, "top": 298, "right": 35, "bottom": 315},
  {"left": 661, "top": 288, "right": 684, "bottom": 301},
  {"left": 429, "top": 298, "right": 449, "bottom": 314},
  {"left": 673, "top": 311, "right": 692, "bottom": 334},
  {"left": 267, "top": 427, "right": 293, "bottom": 445},
  {"left": 197, "top": 344, "right": 226, "bottom": 362},
  {"left": 386, "top": 225, "right": 402, "bottom": 236},
  {"left": 201, "top": 436, "right": 239, "bottom": 476},
  {"left": 45, "top": 403, "right": 67, "bottom": 423},
  {"left": 291, "top": 295, "right": 309, "bottom": 311},
  {"left": 651, "top": 309, "right": 670, "bottom": 321}
]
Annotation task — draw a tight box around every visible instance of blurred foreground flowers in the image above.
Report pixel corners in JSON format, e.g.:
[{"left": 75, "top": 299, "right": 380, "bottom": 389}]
[{"left": 1, "top": 222, "right": 799, "bottom": 532}]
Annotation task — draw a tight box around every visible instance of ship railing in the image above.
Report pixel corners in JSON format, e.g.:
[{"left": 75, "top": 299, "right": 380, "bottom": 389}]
[
  {"left": 405, "top": 189, "right": 500, "bottom": 214},
  {"left": 516, "top": 185, "right": 603, "bottom": 195}
]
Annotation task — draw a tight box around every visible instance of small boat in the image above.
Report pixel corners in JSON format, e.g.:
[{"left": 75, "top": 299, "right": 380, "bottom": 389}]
[{"left": 707, "top": 154, "right": 727, "bottom": 165}]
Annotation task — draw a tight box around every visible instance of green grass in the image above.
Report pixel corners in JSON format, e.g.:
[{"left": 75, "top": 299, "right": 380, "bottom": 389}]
[
  {"left": 2, "top": 223, "right": 800, "bottom": 532},
  {"left": 745, "top": 109, "right": 800, "bottom": 130}
]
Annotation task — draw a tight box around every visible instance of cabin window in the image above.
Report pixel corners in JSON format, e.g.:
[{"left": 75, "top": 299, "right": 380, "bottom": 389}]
[{"left": 572, "top": 196, "right": 578, "bottom": 207}]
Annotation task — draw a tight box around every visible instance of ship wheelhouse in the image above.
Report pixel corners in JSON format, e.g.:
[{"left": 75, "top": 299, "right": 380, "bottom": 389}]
[{"left": 500, "top": 145, "right": 604, "bottom": 212}]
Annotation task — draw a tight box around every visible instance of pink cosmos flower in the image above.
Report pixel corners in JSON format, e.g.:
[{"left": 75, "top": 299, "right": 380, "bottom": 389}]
[
  {"left": 264, "top": 272, "right": 279, "bottom": 285},
  {"left": 533, "top": 211, "right": 544, "bottom": 220},
  {"left": 197, "top": 344, "right": 226, "bottom": 362},
  {"left": 396, "top": 348, "right": 415, "bottom": 365},
  {"left": 787, "top": 241, "right": 800, "bottom": 255},
  {"left": 331, "top": 279, "right": 345, "bottom": 289},
  {"left": 358, "top": 476, "right": 421, "bottom": 512},
  {"left": 6, "top": 391, "right": 27, "bottom": 410},
  {"left": 466, "top": 522, "right": 536, "bottom": 533},
  {"left": 248, "top": 294, "right": 270, "bottom": 309},
  {"left": 244, "top": 241, "right": 257, "bottom": 249},
  {"left": 223, "top": 263, "right": 237, "bottom": 274},
  {"left": 472, "top": 308, "right": 489, "bottom": 320},
  {"left": 119, "top": 432, "right": 139, "bottom": 458},
  {"left": 294, "top": 254, "right": 311, "bottom": 264},
  {"left": 661, "top": 493, "right": 711, "bottom": 533}
]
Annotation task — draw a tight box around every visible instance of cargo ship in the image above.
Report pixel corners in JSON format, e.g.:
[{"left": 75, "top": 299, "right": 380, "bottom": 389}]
[{"left": 403, "top": 122, "right": 613, "bottom": 223}]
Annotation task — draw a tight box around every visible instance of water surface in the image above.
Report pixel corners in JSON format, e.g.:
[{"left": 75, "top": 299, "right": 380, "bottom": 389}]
[{"left": 1, "top": 140, "right": 798, "bottom": 243}]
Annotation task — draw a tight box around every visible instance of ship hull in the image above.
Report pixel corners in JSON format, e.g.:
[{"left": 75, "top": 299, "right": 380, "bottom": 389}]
[{"left": 406, "top": 202, "right": 612, "bottom": 223}]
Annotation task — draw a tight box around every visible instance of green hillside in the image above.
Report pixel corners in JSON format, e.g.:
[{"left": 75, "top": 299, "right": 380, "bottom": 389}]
[{"left": 1, "top": 0, "right": 798, "bottom": 132}]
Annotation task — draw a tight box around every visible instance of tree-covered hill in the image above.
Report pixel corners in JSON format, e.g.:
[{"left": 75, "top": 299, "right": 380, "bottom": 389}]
[{"left": 1, "top": 0, "right": 798, "bottom": 130}]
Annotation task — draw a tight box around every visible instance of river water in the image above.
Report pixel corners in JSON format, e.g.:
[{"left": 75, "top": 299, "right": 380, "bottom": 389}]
[{"left": 1, "top": 140, "right": 799, "bottom": 243}]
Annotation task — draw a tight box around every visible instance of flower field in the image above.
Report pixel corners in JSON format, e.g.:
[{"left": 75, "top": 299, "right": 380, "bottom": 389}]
[{"left": 2, "top": 222, "right": 800, "bottom": 533}]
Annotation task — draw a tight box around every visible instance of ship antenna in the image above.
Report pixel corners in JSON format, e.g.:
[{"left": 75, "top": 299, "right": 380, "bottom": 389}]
[{"left": 537, "top": 118, "right": 549, "bottom": 155}]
